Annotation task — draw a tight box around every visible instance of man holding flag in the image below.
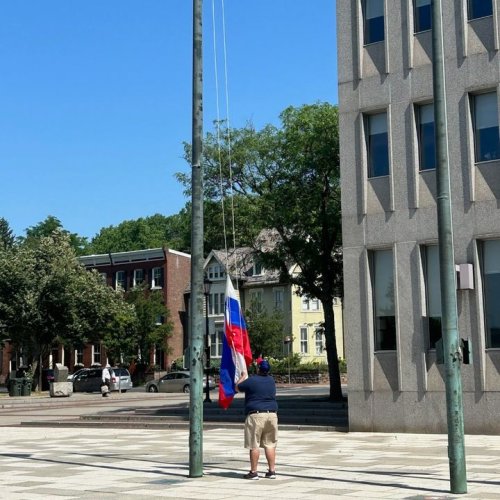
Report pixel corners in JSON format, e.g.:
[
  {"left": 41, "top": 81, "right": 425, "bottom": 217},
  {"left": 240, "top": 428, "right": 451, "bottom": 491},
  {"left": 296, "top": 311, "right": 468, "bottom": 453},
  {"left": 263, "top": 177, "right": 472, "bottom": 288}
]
[
  {"left": 236, "top": 359, "right": 278, "bottom": 480},
  {"left": 218, "top": 275, "right": 278, "bottom": 479}
]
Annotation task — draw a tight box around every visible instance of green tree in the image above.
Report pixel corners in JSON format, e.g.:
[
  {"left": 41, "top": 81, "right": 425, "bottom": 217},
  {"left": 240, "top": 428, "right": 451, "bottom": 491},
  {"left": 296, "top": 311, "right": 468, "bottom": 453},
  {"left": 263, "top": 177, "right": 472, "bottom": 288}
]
[
  {"left": 124, "top": 283, "right": 174, "bottom": 365},
  {"left": 0, "top": 218, "right": 15, "bottom": 250},
  {"left": 180, "top": 103, "right": 343, "bottom": 400},
  {"left": 87, "top": 213, "right": 191, "bottom": 254},
  {"left": 0, "top": 231, "right": 135, "bottom": 388},
  {"left": 245, "top": 304, "right": 286, "bottom": 360},
  {"left": 21, "top": 216, "right": 89, "bottom": 256}
]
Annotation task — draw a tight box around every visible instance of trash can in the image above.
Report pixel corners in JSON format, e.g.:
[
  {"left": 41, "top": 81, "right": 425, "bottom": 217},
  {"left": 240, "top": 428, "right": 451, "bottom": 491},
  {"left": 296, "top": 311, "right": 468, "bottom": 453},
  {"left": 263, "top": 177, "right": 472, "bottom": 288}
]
[
  {"left": 21, "top": 378, "right": 32, "bottom": 396},
  {"left": 8, "top": 378, "right": 23, "bottom": 397}
]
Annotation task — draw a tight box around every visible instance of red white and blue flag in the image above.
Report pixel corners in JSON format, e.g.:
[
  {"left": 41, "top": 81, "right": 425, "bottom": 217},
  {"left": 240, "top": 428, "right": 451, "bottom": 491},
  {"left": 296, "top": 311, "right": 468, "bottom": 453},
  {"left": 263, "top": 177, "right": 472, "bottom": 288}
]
[{"left": 218, "top": 275, "right": 252, "bottom": 409}]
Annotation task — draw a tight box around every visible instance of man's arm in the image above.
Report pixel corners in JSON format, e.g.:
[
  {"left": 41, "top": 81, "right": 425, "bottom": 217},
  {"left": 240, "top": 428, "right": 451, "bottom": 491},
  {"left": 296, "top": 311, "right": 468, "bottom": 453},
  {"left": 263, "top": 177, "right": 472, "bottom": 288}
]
[{"left": 235, "top": 371, "right": 248, "bottom": 392}]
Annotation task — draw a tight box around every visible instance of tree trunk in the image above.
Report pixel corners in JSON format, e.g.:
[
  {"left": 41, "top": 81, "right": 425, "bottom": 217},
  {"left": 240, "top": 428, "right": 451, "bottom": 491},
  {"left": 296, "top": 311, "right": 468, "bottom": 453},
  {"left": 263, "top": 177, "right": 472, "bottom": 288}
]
[{"left": 322, "top": 299, "right": 343, "bottom": 401}]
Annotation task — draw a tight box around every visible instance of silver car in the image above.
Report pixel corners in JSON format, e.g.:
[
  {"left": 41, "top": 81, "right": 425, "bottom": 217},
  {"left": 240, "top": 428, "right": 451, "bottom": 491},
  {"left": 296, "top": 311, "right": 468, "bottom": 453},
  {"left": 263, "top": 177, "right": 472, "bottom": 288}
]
[
  {"left": 73, "top": 367, "right": 133, "bottom": 393},
  {"left": 145, "top": 371, "right": 216, "bottom": 393}
]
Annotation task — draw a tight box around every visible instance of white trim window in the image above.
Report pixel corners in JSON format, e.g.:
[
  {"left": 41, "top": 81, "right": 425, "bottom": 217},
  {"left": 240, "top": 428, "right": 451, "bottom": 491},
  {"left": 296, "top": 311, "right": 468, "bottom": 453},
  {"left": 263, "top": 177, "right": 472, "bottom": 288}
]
[
  {"left": 301, "top": 297, "right": 320, "bottom": 311},
  {"left": 133, "top": 269, "right": 144, "bottom": 287},
  {"left": 210, "top": 328, "right": 224, "bottom": 357},
  {"left": 209, "top": 293, "right": 225, "bottom": 315},
  {"left": 315, "top": 328, "right": 324, "bottom": 355},
  {"left": 207, "top": 264, "right": 225, "bottom": 280},
  {"left": 75, "top": 348, "right": 83, "bottom": 365},
  {"left": 93, "top": 343, "right": 101, "bottom": 365},
  {"left": 300, "top": 327, "right": 308, "bottom": 354},
  {"left": 115, "top": 270, "right": 126, "bottom": 290},
  {"left": 152, "top": 267, "right": 164, "bottom": 289},
  {"left": 472, "top": 92, "right": 500, "bottom": 163},
  {"left": 251, "top": 262, "right": 263, "bottom": 276}
]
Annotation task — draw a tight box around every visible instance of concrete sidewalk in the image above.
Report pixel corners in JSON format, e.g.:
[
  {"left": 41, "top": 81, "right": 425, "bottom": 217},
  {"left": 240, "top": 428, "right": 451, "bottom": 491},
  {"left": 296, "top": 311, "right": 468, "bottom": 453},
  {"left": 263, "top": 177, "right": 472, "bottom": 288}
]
[{"left": 0, "top": 426, "right": 498, "bottom": 499}]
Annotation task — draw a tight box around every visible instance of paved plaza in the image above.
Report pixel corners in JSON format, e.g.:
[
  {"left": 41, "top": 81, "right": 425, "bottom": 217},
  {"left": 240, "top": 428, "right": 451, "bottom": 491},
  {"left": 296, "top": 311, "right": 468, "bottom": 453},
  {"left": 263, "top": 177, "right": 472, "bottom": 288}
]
[{"left": 0, "top": 426, "right": 499, "bottom": 499}]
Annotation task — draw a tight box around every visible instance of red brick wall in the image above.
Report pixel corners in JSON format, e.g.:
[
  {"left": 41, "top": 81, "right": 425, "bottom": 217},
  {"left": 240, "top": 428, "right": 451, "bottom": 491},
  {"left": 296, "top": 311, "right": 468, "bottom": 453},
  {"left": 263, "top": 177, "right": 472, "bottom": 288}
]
[{"left": 164, "top": 250, "right": 191, "bottom": 367}]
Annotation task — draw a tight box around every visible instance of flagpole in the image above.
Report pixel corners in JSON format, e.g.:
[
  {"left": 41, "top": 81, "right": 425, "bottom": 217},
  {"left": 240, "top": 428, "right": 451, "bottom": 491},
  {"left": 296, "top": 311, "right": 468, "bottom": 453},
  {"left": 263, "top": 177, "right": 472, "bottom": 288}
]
[{"left": 189, "top": 0, "right": 204, "bottom": 478}]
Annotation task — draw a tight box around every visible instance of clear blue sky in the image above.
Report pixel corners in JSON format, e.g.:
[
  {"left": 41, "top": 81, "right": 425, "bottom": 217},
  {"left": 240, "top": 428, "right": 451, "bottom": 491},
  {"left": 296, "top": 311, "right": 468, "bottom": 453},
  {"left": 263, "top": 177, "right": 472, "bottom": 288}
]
[{"left": 0, "top": 1, "right": 337, "bottom": 240}]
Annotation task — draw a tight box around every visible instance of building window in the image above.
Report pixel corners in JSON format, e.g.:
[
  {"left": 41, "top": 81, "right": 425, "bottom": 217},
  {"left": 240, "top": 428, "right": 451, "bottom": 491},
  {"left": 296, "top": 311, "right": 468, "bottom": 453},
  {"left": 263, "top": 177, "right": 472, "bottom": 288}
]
[
  {"left": 417, "top": 103, "right": 436, "bottom": 170},
  {"left": 424, "top": 245, "right": 442, "bottom": 348},
  {"left": 133, "top": 269, "right": 144, "bottom": 287},
  {"left": 274, "top": 288, "right": 284, "bottom": 311},
  {"left": 209, "top": 293, "right": 225, "bottom": 315},
  {"left": 250, "top": 290, "right": 263, "bottom": 313},
  {"left": 75, "top": 348, "right": 83, "bottom": 365},
  {"left": 251, "top": 261, "right": 263, "bottom": 276},
  {"left": 371, "top": 249, "right": 396, "bottom": 350},
  {"left": 210, "top": 328, "right": 224, "bottom": 357},
  {"left": 468, "top": 0, "right": 493, "bottom": 20},
  {"left": 414, "top": 0, "right": 431, "bottom": 33},
  {"left": 115, "top": 270, "right": 126, "bottom": 290},
  {"left": 363, "top": 0, "right": 385, "bottom": 44},
  {"left": 472, "top": 92, "right": 500, "bottom": 163},
  {"left": 366, "top": 112, "right": 389, "bottom": 177},
  {"left": 315, "top": 329, "right": 324, "bottom": 355},
  {"left": 93, "top": 343, "right": 101, "bottom": 365},
  {"left": 300, "top": 327, "right": 308, "bottom": 354},
  {"left": 152, "top": 267, "right": 164, "bottom": 288},
  {"left": 482, "top": 240, "right": 500, "bottom": 348},
  {"left": 207, "top": 264, "right": 225, "bottom": 280}
]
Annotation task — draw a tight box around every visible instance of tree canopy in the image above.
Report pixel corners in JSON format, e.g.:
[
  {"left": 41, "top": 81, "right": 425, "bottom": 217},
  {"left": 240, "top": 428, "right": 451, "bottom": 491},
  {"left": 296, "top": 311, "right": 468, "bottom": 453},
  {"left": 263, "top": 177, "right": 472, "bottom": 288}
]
[
  {"left": 0, "top": 231, "right": 136, "bottom": 387},
  {"left": 179, "top": 103, "right": 343, "bottom": 400},
  {"left": 20, "top": 216, "right": 89, "bottom": 256}
]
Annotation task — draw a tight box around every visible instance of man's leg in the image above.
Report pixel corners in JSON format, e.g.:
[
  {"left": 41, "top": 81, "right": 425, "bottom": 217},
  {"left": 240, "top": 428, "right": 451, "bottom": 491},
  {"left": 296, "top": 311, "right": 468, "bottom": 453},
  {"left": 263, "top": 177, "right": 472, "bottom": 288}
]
[
  {"left": 249, "top": 448, "right": 260, "bottom": 471},
  {"left": 264, "top": 446, "right": 276, "bottom": 471}
]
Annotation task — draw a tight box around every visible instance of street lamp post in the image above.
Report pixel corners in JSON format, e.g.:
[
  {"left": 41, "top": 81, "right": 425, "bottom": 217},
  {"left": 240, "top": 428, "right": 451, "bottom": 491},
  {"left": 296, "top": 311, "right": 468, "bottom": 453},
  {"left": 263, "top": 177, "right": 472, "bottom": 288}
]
[
  {"left": 284, "top": 336, "right": 292, "bottom": 384},
  {"left": 203, "top": 276, "right": 212, "bottom": 403}
]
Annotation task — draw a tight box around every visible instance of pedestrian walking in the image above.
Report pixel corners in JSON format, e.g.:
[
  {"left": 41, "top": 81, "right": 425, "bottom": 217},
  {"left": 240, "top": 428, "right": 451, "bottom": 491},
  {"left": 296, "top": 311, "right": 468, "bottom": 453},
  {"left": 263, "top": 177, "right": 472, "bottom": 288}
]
[
  {"left": 101, "top": 364, "right": 111, "bottom": 397},
  {"left": 236, "top": 358, "right": 278, "bottom": 480}
]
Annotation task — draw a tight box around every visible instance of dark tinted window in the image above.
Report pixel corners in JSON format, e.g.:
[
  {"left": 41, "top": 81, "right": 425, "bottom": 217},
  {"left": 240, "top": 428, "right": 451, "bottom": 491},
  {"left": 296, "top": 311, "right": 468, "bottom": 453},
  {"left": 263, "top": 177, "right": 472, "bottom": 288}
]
[
  {"left": 367, "top": 113, "right": 389, "bottom": 177},
  {"left": 414, "top": 0, "right": 431, "bottom": 33},
  {"left": 417, "top": 103, "right": 436, "bottom": 170},
  {"left": 363, "top": 0, "right": 385, "bottom": 44},
  {"left": 468, "top": 0, "right": 493, "bottom": 20},
  {"left": 112, "top": 368, "right": 129, "bottom": 377}
]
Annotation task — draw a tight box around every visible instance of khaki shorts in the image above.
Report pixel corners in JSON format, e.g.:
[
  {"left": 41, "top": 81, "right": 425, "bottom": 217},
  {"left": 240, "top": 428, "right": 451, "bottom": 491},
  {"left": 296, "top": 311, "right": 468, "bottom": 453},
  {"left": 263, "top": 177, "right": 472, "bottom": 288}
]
[{"left": 244, "top": 412, "right": 278, "bottom": 449}]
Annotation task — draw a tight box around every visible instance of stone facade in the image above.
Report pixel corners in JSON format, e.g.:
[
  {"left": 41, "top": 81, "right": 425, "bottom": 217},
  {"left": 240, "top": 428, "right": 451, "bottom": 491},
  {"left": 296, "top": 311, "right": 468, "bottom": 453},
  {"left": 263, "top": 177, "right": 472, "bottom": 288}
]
[{"left": 338, "top": 0, "right": 500, "bottom": 433}]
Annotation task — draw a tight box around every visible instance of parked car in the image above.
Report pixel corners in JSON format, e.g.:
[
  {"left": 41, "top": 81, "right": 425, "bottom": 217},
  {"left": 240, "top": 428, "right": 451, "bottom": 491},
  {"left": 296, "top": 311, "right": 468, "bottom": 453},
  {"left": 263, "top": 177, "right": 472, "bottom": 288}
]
[
  {"left": 145, "top": 371, "right": 216, "bottom": 393},
  {"left": 72, "top": 367, "right": 133, "bottom": 393},
  {"left": 67, "top": 368, "right": 88, "bottom": 382}
]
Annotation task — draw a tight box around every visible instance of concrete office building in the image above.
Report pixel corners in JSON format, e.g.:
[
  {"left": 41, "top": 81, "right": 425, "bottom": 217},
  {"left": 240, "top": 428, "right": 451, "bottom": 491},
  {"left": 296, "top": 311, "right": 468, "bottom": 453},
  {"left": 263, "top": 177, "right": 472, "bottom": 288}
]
[{"left": 338, "top": 0, "right": 500, "bottom": 433}]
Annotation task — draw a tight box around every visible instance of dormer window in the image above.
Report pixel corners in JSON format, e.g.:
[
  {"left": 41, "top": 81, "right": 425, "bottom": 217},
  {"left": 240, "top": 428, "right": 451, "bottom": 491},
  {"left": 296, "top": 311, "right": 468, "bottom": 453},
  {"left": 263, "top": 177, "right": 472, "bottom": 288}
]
[{"left": 252, "top": 262, "right": 263, "bottom": 276}]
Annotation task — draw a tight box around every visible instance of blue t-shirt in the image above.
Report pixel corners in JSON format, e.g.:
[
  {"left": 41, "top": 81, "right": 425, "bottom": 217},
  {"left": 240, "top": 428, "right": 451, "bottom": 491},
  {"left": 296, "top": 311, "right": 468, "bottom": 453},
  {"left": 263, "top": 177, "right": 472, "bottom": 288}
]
[{"left": 238, "top": 374, "right": 278, "bottom": 415}]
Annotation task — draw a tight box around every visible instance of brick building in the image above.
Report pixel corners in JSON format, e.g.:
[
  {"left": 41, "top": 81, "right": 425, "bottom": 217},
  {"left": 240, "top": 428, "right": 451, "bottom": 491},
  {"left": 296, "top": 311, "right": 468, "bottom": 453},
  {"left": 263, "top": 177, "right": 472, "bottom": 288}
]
[
  {"left": 0, "top": 247, "right": 191, "bottom": 384},
  {"left": 79, "top": 247, "right": 191, "bottom": 370}
]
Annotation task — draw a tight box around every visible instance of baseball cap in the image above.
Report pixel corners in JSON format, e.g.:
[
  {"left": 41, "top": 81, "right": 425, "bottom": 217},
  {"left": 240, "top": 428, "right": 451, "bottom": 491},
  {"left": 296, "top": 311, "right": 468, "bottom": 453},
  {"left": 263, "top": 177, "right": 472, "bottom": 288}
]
[{"left": 258, "top": 359, "right": 271, "bottom": 373}]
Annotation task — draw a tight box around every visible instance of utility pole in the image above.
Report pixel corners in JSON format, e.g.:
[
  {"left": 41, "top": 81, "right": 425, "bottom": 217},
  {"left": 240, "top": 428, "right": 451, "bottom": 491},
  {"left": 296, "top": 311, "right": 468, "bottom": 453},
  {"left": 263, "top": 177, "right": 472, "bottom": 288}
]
[
  {"left": 431, "top": 0, "right": 467, "bottom": 494},
  {"left": 189, "top": 0, "right": 204, "bottom": 478}
]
